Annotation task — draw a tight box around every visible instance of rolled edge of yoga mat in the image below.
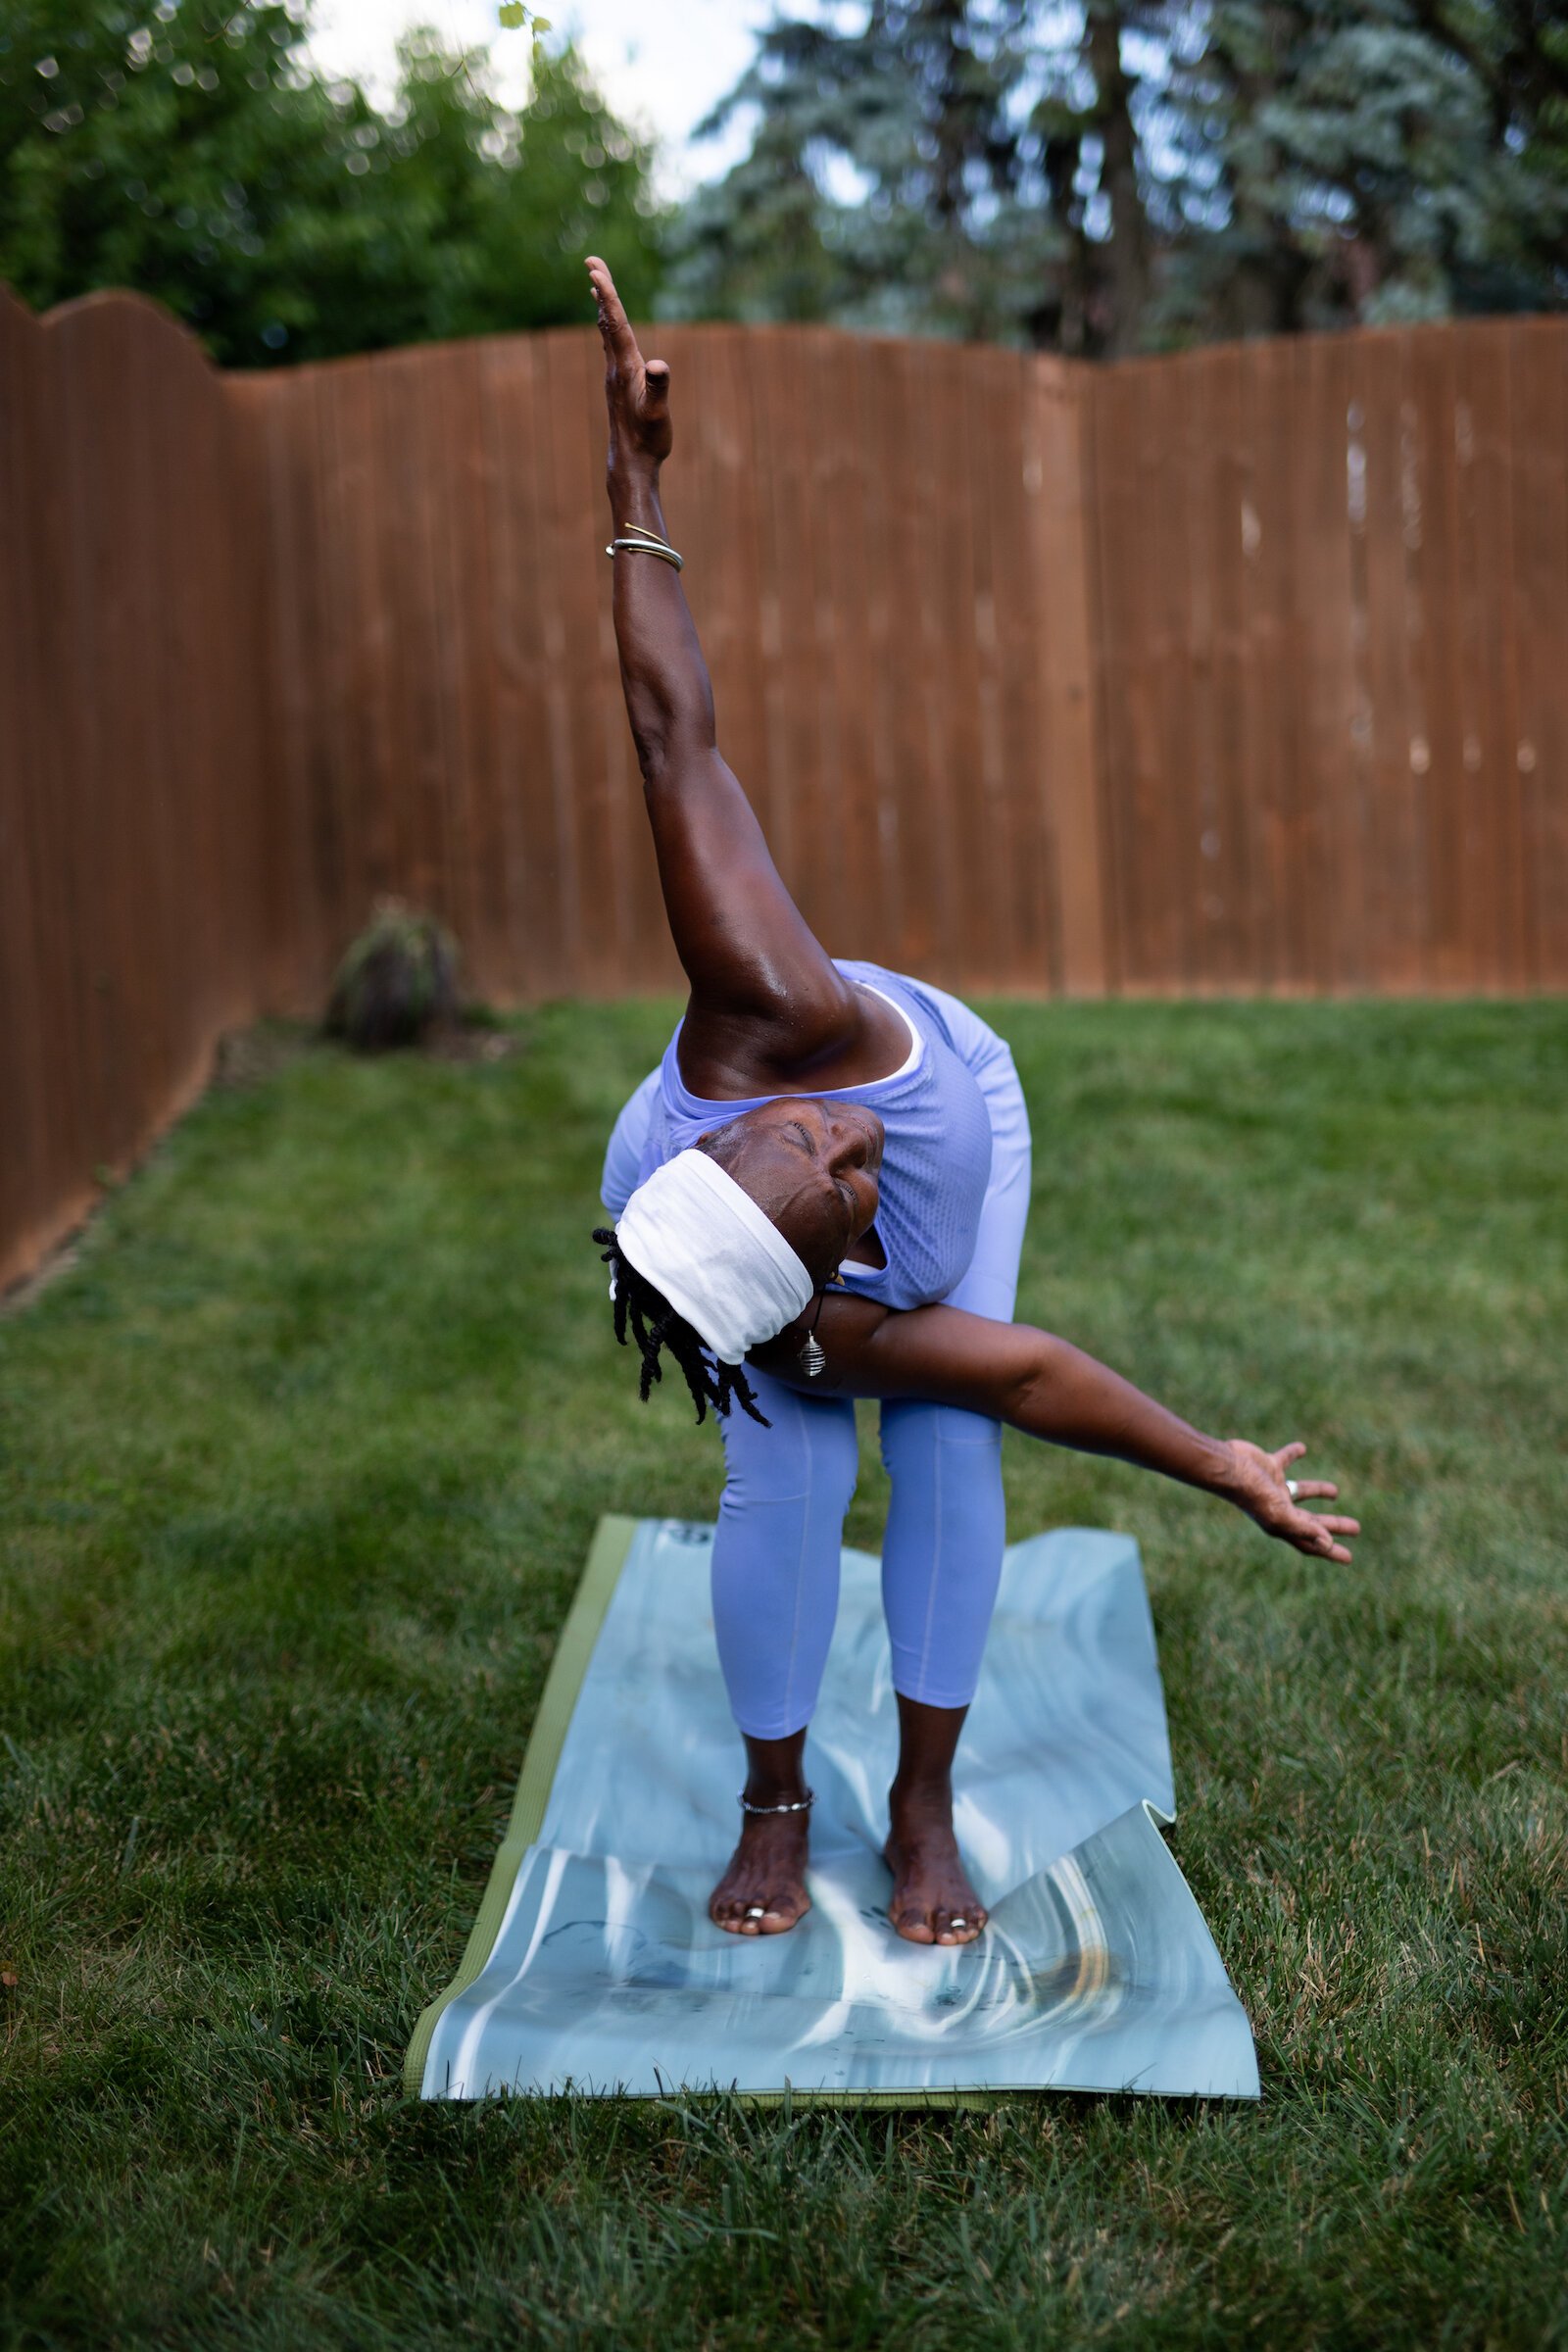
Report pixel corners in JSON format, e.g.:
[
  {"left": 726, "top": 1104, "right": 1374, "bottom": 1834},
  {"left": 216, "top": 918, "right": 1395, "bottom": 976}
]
[{"left": 402, "top": 1513, "right": 639, "bottom": 2098}]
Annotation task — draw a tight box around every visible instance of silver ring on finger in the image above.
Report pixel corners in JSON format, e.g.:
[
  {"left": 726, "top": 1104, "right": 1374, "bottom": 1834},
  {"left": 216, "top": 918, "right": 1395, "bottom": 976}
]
[{"left": 1286, "top": 1479, "right": 1299, "bottom": 1499}]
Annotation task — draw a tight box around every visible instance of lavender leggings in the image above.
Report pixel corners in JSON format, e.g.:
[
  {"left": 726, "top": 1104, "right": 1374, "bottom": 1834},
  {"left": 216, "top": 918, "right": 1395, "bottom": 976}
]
[{"left": 602, "top": 999, "right": 1032, "bottom": 1739}]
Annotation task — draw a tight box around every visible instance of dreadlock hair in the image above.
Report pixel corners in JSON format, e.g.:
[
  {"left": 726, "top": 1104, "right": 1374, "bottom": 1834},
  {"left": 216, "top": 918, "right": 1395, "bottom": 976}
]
[{"left": 593, "top": 1228, "right": 771, "bottom": 1427}]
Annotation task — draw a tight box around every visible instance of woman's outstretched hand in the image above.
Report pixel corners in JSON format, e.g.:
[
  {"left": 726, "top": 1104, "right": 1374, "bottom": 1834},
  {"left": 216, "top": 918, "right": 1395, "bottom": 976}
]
[
  {"left": 1222, "top": 1439, "right": 1359, "bottom": 1562},
  {"left": 586, "top": 255, "right": 672, "bottom": 474}
]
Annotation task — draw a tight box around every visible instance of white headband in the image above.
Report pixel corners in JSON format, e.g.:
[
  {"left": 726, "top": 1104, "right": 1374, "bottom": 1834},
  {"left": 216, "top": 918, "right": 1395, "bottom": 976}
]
[{"left": 614, "top": 1150, "right": 813, "bottom": 1364}]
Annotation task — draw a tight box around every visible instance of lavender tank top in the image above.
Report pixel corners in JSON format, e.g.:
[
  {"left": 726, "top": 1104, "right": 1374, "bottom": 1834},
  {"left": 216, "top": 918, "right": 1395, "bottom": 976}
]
[{"left": 634, "top": 959, "right": 995, "bottom": 1310}]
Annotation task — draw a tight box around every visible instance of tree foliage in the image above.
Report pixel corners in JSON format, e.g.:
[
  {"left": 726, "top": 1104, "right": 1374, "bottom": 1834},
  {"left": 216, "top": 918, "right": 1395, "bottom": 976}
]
[
  {"left": 667, "top": 3, "right": 1051, "bottom": 344},
  {"left": 1152, "top": 0, "right": 1568, "bottom": 340},
  {"left": 0, "top": 1, "right": 663, "bottom": 365},
  {"left": 662, "top": 0, "right": 1568, "bottom": 354}
]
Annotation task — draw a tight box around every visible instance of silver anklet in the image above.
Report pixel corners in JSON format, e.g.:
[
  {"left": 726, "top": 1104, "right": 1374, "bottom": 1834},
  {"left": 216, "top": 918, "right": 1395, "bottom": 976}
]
[{"left": 738, "top": 1788, "right": 814, "bottom": 1816}]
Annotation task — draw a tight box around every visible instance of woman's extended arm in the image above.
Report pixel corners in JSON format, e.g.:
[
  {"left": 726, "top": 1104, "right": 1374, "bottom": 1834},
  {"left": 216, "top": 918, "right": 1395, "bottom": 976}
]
[
  {"left": 748, "top": 1296, "right": 1360, "bottom": 1564},
  {"left": 586, "top": 257, "right": 854, "bottom": 1078}
]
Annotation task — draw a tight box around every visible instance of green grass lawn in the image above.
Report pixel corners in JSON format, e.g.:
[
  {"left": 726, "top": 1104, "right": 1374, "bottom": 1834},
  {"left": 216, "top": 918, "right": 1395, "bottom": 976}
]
[{"left": 2, "top": 999, "right": 1565, "bottom": 2350}]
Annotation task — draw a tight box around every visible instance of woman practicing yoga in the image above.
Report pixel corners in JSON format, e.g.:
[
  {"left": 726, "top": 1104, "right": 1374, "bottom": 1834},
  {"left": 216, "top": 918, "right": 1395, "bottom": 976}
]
[{"left": 585, "top": 256, "right": 1358, "bottom": 1952}]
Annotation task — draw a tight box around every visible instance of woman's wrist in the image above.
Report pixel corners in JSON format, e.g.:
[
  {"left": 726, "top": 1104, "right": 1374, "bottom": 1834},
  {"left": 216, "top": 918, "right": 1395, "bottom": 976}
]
[
  {"left": 1147, "top": 1425, "right": 1241, "bottom": 1500},
  {"left": 608, "top": 455, "right": 663, "bottom": 526},
  {"left": 1191, "top": 1433, "right": 1243, "bottom": 1499}
]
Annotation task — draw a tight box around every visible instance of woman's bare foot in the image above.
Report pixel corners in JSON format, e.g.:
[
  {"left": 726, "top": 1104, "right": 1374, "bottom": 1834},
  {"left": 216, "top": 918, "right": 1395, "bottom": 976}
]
[
  {"left": 710, "top": 1807, "right": 812, "bottom": 1936},
  {"left": 710, "top": 1732, "right": 813, "bottom": 1936},
  {"left": 883, "top": 1776, "right": 987, "bottom": 1945}
]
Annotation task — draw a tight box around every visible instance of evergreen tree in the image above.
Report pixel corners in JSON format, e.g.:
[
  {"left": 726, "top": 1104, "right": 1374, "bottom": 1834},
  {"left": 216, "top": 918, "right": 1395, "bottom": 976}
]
[
  {"left": 663, "top": 0, "right": 1567, "bottom": 352},
  {"left": 663, "top": 2, "right": 1056, "bottom": 343},
  {"left": 1152, "top": 0, "right": 1567, "bottom": 338},
  {"left": 1407, "top": 0, "right": 1568, "bottom": 308},
  {"left": 0, "top": 1, "right": 663, "bottom": 365}
]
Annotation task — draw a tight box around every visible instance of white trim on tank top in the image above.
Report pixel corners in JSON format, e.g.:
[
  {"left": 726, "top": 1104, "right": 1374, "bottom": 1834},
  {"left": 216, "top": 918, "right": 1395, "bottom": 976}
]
[
  {"left": 838, "top": 983, "right": 922, "bottom": 1280},
  {"left": 856, "top": 982, "right": 922, "bottom": 1082}
]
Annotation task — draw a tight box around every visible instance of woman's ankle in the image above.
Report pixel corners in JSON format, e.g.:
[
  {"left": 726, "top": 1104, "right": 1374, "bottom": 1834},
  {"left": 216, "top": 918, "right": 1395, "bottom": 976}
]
[
  {"left": 888, "top": 1768, "right": 954, "bottom": 1814},
  {"left": 740, "top": 1729, "right": 811, "bottom": 1811},
  {"left": 741, "top": 1779, "right": 813, "bottom": 1811}
]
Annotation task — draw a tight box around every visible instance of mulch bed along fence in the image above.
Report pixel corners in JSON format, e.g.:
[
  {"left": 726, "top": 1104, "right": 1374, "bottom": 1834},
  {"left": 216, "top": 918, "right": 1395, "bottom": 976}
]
[{"left": 2, "top": 288, "right": 1565, "bottom": 1291}]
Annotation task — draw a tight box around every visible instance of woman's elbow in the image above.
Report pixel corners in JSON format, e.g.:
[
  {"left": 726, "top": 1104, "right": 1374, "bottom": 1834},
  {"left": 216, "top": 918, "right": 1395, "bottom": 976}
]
[
  {"left": 635, "top": 714, "right": 717, "bottom": 797},
  {"left": 1002, "top": 1332, "right": 1060, "bottom": 1435}
]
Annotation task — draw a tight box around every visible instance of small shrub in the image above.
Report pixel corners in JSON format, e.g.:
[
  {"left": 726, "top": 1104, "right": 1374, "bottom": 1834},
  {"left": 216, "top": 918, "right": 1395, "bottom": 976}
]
[{"left": 324, "top": 901, "right": 460, "bottom": 1053}]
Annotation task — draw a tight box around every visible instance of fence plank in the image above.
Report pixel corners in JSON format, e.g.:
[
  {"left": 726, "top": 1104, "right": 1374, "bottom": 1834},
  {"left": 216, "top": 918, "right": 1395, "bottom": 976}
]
[
  {"left": 1244, "top": 338, "right": 1300, "bottom": 987},
  {"left": 986, "top": 356, "right": 1046, "bottom": 990},
  {"left": 0, "top": 288, "right": 59, "bottom": 1286},
  {"left": 1087, "top": 360, "right": 1138, "bottom": 989},
  {"left": 880, "top": 343, "right": 942, "bottom": 976},
  {"left": 1511, "top": 321, "right": 1568, "bottom": 987},
  {"left": 1193, "top": 346, "right": 1250, "bottom": 990},
  {"left": 1353, "top": 334, "right": 1421, "bottom": 989},
  {"left": 858, "top": 338, "right": 909, "bottom": 966},
  {"left": 476, "top": 337, "right": 555, "bottom": 1000},
  {"left": 1312, "top": 336, "right": 1367, "bottom": 989},
  {"left": 1462, "top": 327, "right": 1529, "bottom": 989},
  {"left": 812, "top": 330, "right": 887, "bottom": 970},
  {"left": 1035, "top": 362, "right": 1109, "bottom": 994},
  {"left": 1409, "top": 326, "right": 1467, "bottom": 988},
  {"left": 931, "top": 344, "right": 990, "bottom": 985},
  {"left": 1126, "top": 360, "right": 1187, "bottom": 989},
  {"left": 275, "top": 364, "right": 342, "bottom": 1001}
]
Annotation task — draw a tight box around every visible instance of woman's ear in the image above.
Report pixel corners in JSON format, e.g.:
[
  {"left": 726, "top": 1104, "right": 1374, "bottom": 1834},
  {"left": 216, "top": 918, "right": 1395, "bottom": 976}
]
[{"left": 695, "top": 1117, "right": 746, "bottom": 1171}]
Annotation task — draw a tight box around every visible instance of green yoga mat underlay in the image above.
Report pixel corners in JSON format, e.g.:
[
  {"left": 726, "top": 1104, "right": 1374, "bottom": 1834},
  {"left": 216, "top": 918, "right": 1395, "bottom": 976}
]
[{"left": 406, "top": 1515, "right": 1260, "bottom": 2104}]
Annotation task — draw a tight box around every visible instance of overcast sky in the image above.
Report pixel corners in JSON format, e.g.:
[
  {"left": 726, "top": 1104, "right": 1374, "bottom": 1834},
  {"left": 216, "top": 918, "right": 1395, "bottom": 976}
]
[{"left": 301, "top": 0, "right": 789, "bottom": 192}]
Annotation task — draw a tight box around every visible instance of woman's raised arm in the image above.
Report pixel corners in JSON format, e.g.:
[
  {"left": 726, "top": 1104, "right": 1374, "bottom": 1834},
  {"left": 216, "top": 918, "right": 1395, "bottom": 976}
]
[{"left": 586, "top": 257, "right": 853, "bottom": 1077}]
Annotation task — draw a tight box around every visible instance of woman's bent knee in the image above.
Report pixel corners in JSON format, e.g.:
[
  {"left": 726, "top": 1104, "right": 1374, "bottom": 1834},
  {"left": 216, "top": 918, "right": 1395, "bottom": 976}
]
[
  {"left": 719, "top": 1382, "right": 859, "bottom": 1512},
  {"left": 879, "top": 1396, "right": 1002, "bottom": 1471}
]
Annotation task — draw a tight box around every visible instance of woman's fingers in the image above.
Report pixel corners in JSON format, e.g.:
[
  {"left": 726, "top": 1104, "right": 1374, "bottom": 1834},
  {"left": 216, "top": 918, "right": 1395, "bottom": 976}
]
[
  {"left": 1272, "top": 1442, "right": 1342, "bottom": 1505},
  {"left": 585, "top": 254, "right": 638, "bottom": 369},
  {"left": 1287, "top": 1508, "right": 1359, "bottom": 1563},
  {"left": 586, "top": 257, "right": 673, "bottom": 455},
  {"left": 643, "top": 358, "right": 671, "bottom": 414},
  {"left": 1228, "top": 1437, "right": 1357, "bottom": 1564},
  {"left": 1293, "top": 1523, "right": 1349, "bottom": 1562},
  {"left": 1284, "top": 1501, "right": 1358, "bottom": 1534}
]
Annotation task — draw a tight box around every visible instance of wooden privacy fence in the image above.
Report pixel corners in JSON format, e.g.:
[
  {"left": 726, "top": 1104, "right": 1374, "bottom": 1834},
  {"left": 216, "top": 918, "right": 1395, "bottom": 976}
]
[{"left": 2, "top": 292, "right": 1566, "bottom": 1291}]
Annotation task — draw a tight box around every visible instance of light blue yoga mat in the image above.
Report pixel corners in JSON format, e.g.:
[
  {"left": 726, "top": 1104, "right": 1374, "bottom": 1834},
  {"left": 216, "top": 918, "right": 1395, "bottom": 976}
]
[{"left": 407, "top": 1516, "right": 1260, "bottom": 2103}]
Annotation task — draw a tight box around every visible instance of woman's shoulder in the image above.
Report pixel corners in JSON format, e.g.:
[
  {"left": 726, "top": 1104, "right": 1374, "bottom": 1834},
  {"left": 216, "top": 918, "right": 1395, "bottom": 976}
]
[{"left": 672, "top": 964, "right": 918, "bottom": 1104}]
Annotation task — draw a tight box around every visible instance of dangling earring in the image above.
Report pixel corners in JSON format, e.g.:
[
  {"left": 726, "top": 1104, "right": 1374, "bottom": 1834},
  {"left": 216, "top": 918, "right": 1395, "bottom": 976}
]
[{"left": 798, "top": 1269, "right": 842, "bottom": 1380}]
